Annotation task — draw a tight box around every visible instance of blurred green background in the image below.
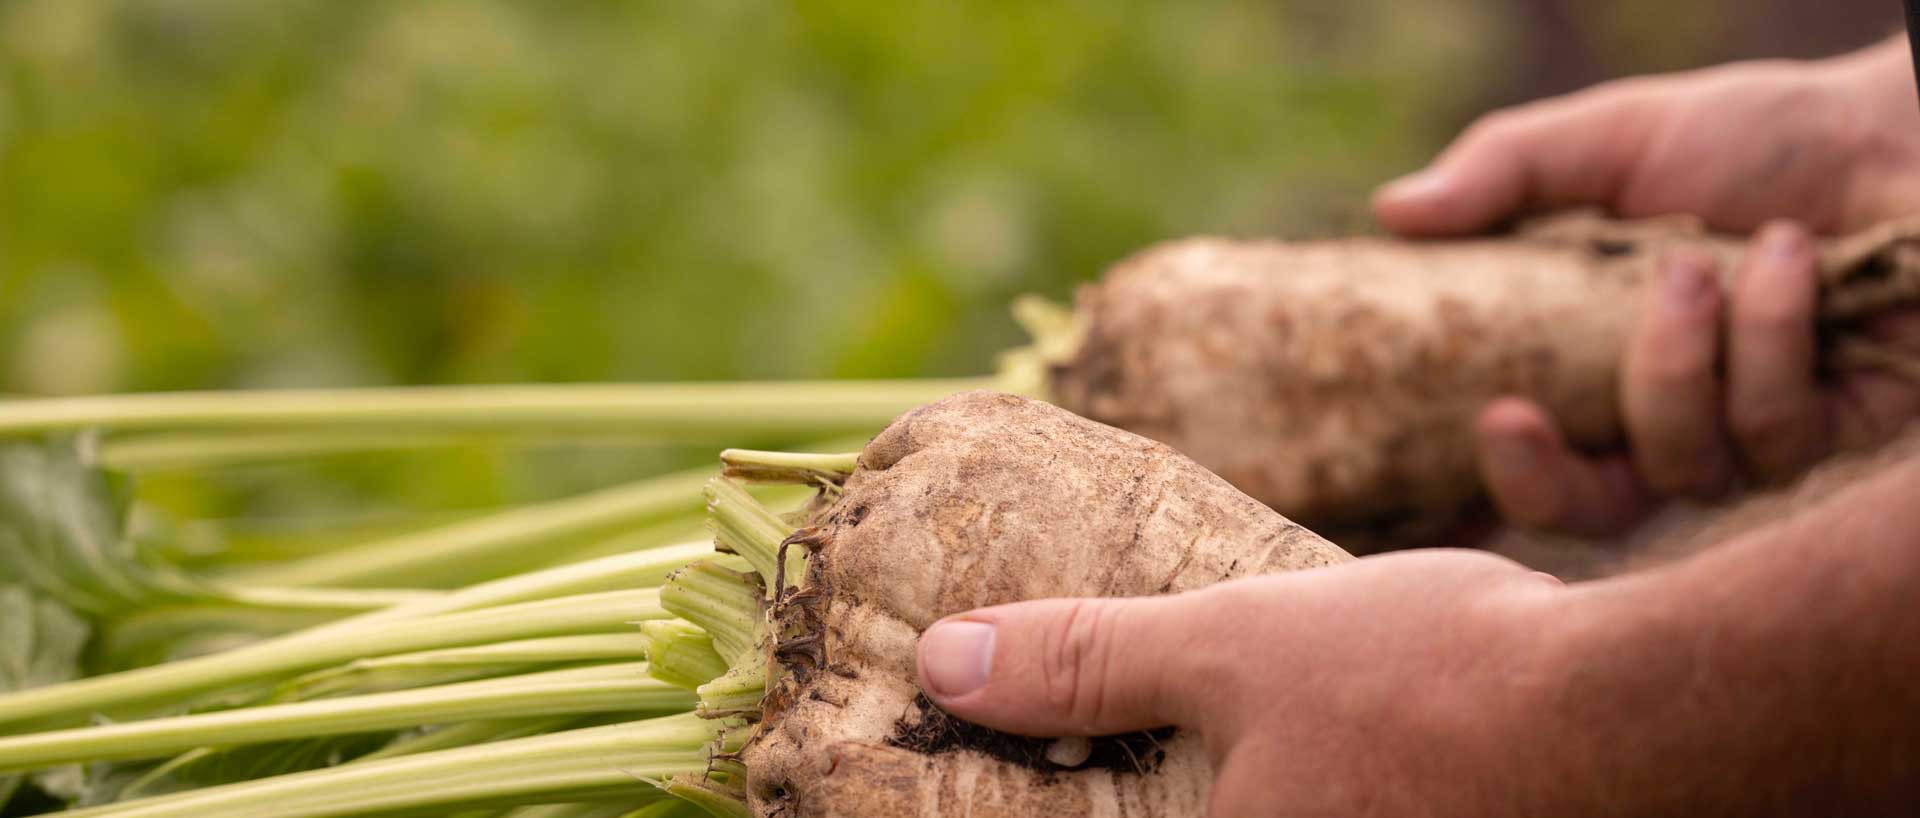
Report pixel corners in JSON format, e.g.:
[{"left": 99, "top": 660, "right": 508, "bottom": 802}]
[
  {"left": 0, "top": 0, "right": 1895, "bottom": 515},
  {"left": 0, "top": 0, "right": 1895, "bottom": 393}
]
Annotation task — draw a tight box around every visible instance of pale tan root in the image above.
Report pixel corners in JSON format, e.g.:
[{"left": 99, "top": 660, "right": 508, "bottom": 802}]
[
  {"left": 1048, "top": 212, "right": 1920, "bottom": 538},
  {"left": 741, "top": 391, "right": 1350, "bottom": 818}
]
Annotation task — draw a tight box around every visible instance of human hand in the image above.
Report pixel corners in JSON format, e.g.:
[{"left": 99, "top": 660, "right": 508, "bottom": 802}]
[
  {"left": 1470, "top": 222, "right": 1920, "bottom": 536},
  {"left": 915, "top": 550, "right": 1568, "bottom": 817},
  {"left": 1373, "top": 39, "right": 1920, "bottom": 237},
  {"left": 1374, "top": 41, "right": 1920, "bottom": 535}
]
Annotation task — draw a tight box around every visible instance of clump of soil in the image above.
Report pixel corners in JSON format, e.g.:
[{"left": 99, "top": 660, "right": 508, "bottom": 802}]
[{"left": 885, "top": 694, "right": 1174, "bottom": 777}]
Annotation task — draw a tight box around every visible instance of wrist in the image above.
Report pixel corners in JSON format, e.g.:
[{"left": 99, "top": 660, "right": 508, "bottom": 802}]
[
  {"left": 1473, "top": 582, "right": 1630, "bottom": 817},
  {"left": 1468, "top": 571, "right": 1733, "bottom": 817},
  {"left": 1402, "top": 579, "right": 1602, "bottom": 818},
  {"left": 1521, "top": 557, "right": 1866, "bottom": 817}
]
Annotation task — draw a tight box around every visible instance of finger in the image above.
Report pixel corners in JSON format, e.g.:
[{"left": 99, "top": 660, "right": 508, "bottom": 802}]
[
  {"left": 1726, "top": 221, "right": 1827, "bottom": 479},
  {"left": 917, "top": 593, "right": 1221, "bottom": 737},
  {"left": 1622, "top": 250, "right": 1736, "bottom": 497},
  {"left": 1372, "top": 87, "right": 1653, "bottom": 237},
  {"left": 1474, "top": 397, "right": 1647, "bottom": 536}
]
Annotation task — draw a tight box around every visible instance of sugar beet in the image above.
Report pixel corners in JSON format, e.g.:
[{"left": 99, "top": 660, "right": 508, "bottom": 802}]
[
  {"left": 1047, "top": 214, "right": 1920, "bottom": 533},
  {"left": 741, "top": 391, "right": 1350, "bottom": 817}
]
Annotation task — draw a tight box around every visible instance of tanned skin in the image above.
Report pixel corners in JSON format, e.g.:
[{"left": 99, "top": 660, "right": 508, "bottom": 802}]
[
  {"left": 918, "top": 440, "right": 1920, "bottom": 816},
  {"left": 916, "top": 36, "right": 1920, "bottom": 816}
]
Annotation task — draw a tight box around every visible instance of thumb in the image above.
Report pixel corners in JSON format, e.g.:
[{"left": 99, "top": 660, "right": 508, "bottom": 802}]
[
  {"left": 1371, "top": 138, "right": 1528, "bottom": 238},
  {"left": 915, "top": 593, "right": 1219, "bottom": 737},
  {"left": 1372, "top": 92, "right": 1649, "bottom": 237}
]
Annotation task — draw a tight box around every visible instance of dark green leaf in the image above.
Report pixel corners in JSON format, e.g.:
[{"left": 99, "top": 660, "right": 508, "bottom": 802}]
[
  {"left": 0, "top": 584, "right": 90, "bottom": 811},
  {"left": 0, "top": 437, "right": 216, "bottom": 618}
]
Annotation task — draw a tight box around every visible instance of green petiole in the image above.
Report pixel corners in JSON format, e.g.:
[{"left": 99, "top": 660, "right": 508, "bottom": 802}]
[
  {"left": 662, "top": 757, "right": 751, "bottom": 818},
  {"left": 274, "top": 633, "right": 653, "bottom": 700},
  {"left": 703, "top": 478, "right": 801, "bottom": 595},
  {"left": 637, "top": 621, "right": 728, "bottom": 691},
  {"left": 0, "top": 589, "right": 667, "bottom": 730},
  {"left": 0, "top": 663, "right": 692, "bottom": 773},
  {"left": 99, "top": 429, "right": 697, "bottom": 473},
  {"left": 305, "top": 541, "right": 739, "bottom": 632},
  {"left": 0, "top": 380, "right": 996, "bottom": 439},
  {"left": 51, "top": 712, "right": 739, "bottom": 818},
  {"left": 658, "top": 563, "right": 761, "bottom": 665},
  {"left": 221, "top": 469, "right": 723, "bottom": 589},
  {"left": 718, "top": 449, "right": 859, "bottom": 486},
  {"left": 497, "top": 795, "right": 711, "bottom": 818},
  {"left": 692, "top": 662, "right": 766, "bottom": 720},
  {"left": 88, "top": 585, "right": 448, "bottom": 669},
  {"left": 354, "top": 716, "right": 579, "bottom": 763},
  {"left": 667, "top": 481, "right": 812, "bottom": 722}
]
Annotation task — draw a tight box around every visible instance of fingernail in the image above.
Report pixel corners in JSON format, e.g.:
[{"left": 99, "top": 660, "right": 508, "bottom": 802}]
[
  {"left": 920, "top": 621, "right": 995, "bottom": 697},
  {"left": 1662, "top": 255, "right": 1715, "bottom": 308},
  {"left": 1380, "top": 170, "right": 1447, "bottom": 203},
  {"left": 1762, "top": 223, "right": 1809, "bottom": 264}
]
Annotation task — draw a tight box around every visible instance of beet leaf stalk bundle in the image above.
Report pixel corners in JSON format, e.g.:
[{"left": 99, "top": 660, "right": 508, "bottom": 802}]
[{"left": 0, "top": 447, "right": 850, "bottom": 816}]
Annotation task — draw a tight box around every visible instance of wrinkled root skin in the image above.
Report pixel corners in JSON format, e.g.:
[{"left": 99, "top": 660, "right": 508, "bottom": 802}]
[
  {"left": 742, "top": 391, "right": 1350, "bottom": 818},
  {"left": 1050, "top": 213, "right": 1920, "bottom": 535}
]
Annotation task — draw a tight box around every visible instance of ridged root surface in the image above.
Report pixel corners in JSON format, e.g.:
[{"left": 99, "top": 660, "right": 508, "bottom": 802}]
[
  {"left": 741, "top": 391, "right": 1350, "bottom": 818},
  {"left": 1049, "top": 213, "right": 1920, "bottom": 534}
]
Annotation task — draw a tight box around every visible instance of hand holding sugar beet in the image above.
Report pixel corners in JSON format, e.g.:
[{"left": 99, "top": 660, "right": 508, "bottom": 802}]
[
  {"left": 1371, "top": 37, "right": 1920, "bottom": 535},
  {"left": 922, "top": 424, "right": 1920, "bottom": 818}
]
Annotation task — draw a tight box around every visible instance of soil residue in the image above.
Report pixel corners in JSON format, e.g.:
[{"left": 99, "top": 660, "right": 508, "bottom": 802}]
[{"left": 885, "top": 694, "right": 1174, "bottom": 778}]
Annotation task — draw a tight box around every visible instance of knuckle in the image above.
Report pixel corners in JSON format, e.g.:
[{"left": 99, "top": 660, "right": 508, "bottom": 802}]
[
  {"left": 1040, "top": 600, "right": 1124, "bottom": 725},
  {"left": 1458, "top": 107, "right": 1533, "bottom": 151},
  {"left": 1470, "top": 108, "right": 1529, "bottom": 141}
]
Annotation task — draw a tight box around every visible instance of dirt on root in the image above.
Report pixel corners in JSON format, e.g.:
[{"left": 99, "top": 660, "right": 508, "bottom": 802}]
[{"left": 885, "top": 694, "right": 1174, "bottom": 779}]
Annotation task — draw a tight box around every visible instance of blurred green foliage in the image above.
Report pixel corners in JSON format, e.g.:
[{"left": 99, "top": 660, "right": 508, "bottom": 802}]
[{"left": 0, "top": 0, "right": 1507, "bottom": 397}]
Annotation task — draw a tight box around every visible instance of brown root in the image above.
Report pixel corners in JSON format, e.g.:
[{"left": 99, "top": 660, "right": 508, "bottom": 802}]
[
  {"left": 740, "top": 391, "right": 1349, "bottom": 817},
  {"left": 1048, "top": 212, "right": 1920, "bottom": 537}
]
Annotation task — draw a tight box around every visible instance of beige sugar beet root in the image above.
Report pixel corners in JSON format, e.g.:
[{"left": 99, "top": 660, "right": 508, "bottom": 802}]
[
  {"left": 1046, "top": 214, "right": 1920, "bottom": 534},
  {"left": 740, "top": 391, "right": 1350, "bottom": 817}
]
